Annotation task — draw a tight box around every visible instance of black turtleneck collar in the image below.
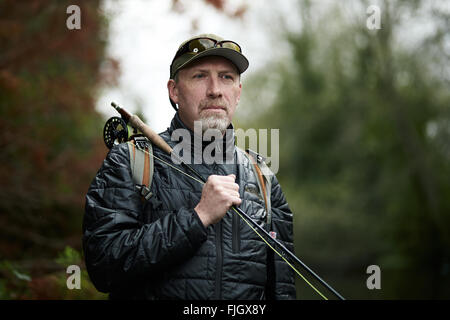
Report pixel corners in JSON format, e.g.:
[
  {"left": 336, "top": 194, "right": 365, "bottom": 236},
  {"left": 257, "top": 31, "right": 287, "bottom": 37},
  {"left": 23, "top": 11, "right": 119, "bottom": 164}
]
[{"left": 167, "top": 112, "right": 236, "bottom": 163}]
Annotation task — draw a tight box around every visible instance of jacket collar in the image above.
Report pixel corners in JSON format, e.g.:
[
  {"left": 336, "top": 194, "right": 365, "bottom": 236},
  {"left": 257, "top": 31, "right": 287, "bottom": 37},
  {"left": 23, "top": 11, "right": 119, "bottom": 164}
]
[{"left": 168, "top": 112, "right": 236, "bottom": 163}]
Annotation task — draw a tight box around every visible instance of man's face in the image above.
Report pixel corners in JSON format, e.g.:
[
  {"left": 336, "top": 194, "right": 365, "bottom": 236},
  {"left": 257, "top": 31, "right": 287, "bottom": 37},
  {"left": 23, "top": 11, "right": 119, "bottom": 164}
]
[{"left": 168, "top": 56, "right": 242, "bottom": 134}]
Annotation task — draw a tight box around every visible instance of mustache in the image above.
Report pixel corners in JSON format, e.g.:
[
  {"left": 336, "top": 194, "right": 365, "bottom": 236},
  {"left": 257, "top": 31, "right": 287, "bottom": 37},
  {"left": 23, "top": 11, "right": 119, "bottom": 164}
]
[{"left": 199, "top": 99, "right": 228, "bottom": 111}]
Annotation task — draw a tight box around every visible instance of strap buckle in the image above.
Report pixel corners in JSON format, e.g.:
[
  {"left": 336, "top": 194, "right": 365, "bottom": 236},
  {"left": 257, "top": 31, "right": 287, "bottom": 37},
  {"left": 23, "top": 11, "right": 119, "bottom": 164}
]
[
  {"left": 245, "top": 148, "right": 266, "bottom": 164},
  {"left": 133, "top": 136, "right": 150, "bottom": 150},
  {"left": 135, "top": 185, "right": 153, "bottom": 200}
]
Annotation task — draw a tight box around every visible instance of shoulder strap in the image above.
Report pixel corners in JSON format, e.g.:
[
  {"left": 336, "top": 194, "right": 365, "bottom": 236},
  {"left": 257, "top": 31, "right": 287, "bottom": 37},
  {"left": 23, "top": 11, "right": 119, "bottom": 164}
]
[
  {"left": 240, "top": 148, "right": 276, "bottom": 300},
  {"left": 239, "top": 148, "right": 273, "bottom": 230},
  {"left": 127, "top": 137, "right": 154, "bottom": 201}
]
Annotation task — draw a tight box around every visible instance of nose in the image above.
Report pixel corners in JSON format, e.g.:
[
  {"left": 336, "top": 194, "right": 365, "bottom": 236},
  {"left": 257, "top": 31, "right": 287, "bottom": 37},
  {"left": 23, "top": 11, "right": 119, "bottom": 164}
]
[{"left": 206, "top": 75, "right": 222, "bottom": 99}]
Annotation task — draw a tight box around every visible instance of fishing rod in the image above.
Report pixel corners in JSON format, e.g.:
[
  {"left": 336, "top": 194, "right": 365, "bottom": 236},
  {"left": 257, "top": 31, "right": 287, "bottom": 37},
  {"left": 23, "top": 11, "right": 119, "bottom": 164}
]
[{"left": 108, "top": 102, "right": 346, "bottom": 301}]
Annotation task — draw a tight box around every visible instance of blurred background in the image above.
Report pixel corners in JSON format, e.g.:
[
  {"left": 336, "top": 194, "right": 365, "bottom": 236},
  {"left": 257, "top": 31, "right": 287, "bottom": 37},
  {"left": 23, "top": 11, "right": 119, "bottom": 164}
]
[{"left": 0, "top": 0, "right": 449, "bottom": 299}]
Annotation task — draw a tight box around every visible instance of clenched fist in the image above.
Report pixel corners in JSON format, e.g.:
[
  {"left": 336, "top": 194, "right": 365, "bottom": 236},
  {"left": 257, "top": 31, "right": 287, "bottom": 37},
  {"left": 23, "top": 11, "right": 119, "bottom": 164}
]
[{"left": 194, "top": 174, "right": 242, "bottom": 227}]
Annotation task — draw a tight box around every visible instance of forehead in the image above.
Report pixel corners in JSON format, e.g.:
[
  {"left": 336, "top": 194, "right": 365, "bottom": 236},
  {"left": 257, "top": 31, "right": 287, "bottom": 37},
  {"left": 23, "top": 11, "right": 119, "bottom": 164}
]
[{"left": 181, "top": 56, "right": 239, "bottom": 74}]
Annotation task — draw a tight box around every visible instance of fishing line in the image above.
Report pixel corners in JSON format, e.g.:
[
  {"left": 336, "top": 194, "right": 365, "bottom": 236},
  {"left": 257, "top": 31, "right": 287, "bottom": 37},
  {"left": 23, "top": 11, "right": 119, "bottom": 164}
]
[{"left": 231, "top": 206, "right": 328, "bottom": 300}]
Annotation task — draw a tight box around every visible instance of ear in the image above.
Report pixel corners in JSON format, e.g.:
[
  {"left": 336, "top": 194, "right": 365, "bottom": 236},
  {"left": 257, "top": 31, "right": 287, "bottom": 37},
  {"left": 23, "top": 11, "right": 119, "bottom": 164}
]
[
  {"left": 236, "top": 83, "right": 242, "bottom": 105},
  {"left": 167, "top": 79, "right": 179, "bottom": 104}
]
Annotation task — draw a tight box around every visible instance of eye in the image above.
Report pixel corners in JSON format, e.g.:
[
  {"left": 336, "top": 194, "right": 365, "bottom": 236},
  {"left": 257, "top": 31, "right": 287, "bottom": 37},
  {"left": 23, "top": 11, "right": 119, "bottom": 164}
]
[
  {"left": 221, "top": 74, "right": 235, "bottom": 81},
  {"left": 193, "top": 73, "right": 205, "bottom": 79}
]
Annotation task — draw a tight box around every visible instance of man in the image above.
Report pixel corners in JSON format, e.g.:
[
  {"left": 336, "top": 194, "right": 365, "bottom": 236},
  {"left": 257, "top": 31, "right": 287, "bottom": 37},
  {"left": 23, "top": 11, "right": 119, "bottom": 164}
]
[{"left": 83, "top": 34, "right": 296, "bottom": 299}]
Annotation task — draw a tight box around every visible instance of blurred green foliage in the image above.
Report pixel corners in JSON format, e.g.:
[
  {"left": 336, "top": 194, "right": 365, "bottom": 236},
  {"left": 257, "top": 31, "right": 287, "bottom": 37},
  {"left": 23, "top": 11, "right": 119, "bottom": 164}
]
[
  {"left": 0, "top": 246, "right": 107, "bottom": 299},
  {"left": 0, "top": 261, "right": 32, "bottom": 299},
  {"left": 0, "top": 0, "right": 113, "bottom": 299},
  {"left": 239, "top": 0, "right": 450, "bottom": 299}
]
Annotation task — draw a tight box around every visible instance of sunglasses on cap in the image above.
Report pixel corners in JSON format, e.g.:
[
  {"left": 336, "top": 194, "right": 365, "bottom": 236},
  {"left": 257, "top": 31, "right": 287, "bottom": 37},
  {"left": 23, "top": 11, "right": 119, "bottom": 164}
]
[{"left": 173, "top": 37, "right": 242, "bottom": 60}]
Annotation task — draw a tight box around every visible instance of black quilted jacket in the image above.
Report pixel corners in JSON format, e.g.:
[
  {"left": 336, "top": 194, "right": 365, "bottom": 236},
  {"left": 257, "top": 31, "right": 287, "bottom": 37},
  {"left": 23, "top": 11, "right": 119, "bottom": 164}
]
[{"left": 83, "top": 113, "right": 296, "bottom": 299}]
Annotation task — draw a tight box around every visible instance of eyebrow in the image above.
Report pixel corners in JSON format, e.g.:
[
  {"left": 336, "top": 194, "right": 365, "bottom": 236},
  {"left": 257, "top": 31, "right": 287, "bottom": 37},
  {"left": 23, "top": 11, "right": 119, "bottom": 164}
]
[{"left": 191, "top": 68, "right": 238, "bottom": 74}]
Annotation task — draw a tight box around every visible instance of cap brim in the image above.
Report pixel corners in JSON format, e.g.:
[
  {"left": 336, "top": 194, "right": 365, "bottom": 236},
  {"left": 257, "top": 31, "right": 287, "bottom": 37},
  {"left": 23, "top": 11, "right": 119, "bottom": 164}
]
[{"left": 176, "top": 47, "right": 249, "bottom": 76}]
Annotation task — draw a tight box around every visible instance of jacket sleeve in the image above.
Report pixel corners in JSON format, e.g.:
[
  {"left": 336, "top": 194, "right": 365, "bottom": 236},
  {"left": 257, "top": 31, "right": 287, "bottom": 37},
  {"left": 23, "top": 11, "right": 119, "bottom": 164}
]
[
  {"left": 269, "top": 174, "right": 297, "bottom": 300},
  {"left": 82, "top": 143, "right": 208, "bottom": 293}
]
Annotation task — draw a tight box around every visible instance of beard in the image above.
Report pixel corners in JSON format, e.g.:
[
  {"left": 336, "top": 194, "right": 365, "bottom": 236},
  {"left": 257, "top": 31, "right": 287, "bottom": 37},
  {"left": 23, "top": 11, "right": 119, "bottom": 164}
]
[
  {"left": 198, "top": 100, "right": 231, "bottom": 134},
  {"left": 199, "top": 114, "right": 229, "bottom": 134}
]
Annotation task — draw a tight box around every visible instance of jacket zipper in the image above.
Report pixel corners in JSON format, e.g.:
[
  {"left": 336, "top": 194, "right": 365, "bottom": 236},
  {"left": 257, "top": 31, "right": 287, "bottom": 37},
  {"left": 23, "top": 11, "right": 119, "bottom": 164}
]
[
  {"left": 232, "top": 160, "right": 243, "bottom": 254},
  {"left": 215, "top": 222, "right": 223, "bottom": 299},
  {"left": 232, "top": 211, "right": 240, "bottom": 253}
]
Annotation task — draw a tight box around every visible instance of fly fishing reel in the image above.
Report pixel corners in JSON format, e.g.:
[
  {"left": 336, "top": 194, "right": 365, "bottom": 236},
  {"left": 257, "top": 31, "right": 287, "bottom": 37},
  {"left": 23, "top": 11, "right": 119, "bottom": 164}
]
[
  {"left": 103, "top": 104, "right": 144, "bottom": 149},
  {"left": 103, "top": 116, "right": 130, "bottom": 149}
]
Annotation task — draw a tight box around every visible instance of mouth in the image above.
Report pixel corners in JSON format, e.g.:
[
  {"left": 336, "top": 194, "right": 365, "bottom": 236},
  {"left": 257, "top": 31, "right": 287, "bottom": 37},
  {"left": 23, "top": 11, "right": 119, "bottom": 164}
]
[{"left": 201, "top": 105, "right": 226, "bottom": 112}]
